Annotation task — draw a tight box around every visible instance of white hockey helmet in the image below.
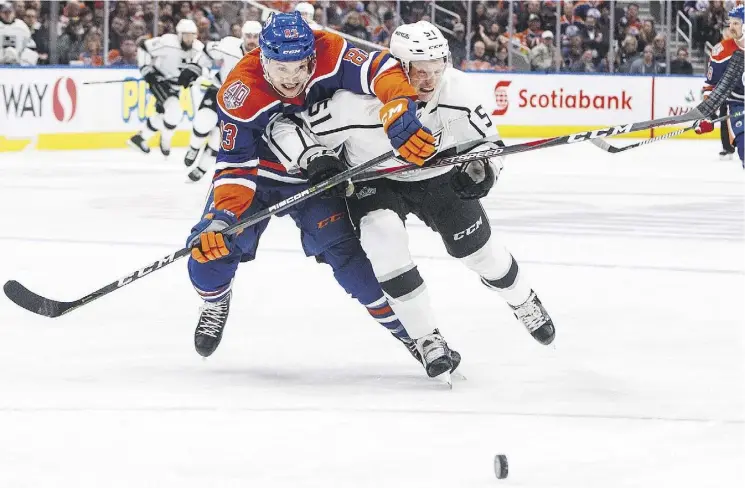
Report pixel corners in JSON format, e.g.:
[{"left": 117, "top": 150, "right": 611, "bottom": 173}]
[
  {"left": 294, "top": 2, "right": 315, "bottom": 23},
  {"left": 389, "top": 21, "right": 450, "bottom": 72},
  {"left": 242, "top": 20, "right": 262, "bottom": 36},
  {"left": 176, "top": 18, "right": 198, "bottom": 35}
]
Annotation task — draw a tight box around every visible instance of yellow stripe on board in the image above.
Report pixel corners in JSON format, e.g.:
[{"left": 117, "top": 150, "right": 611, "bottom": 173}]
[{"left": 0, "top": 127, "right": 721, "bottom": 153}]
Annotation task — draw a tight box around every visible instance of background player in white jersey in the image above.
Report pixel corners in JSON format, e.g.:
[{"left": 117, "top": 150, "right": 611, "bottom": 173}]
[
  {"left": 183, "top": 21, "right": 260, "bottom": 182},
  {"left": 268, "top": 21, "right": 555, "bottom": 376},
  {"left": 0, "top": 1, "right": 37, "bottom": 65},
  {"left": 294, "top": 2, "right": 321, "bottom": 30},
  {"left": 128, "top": 19, "right": 213, "bottom": 157}
]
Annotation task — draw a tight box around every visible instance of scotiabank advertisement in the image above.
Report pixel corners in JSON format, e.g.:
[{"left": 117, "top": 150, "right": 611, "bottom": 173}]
[{"left": 466, "top": 72, "right": 652, "bottom": 129}]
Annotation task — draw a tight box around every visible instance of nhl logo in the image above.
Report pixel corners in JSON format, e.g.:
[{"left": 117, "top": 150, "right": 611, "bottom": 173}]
[{"left": 223, "top": 80, "right": 250, "bottom": 110}]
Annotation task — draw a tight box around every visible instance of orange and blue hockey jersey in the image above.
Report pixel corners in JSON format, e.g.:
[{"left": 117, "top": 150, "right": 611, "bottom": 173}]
[
  {"left": 213, "top": 30, "right": 417, "bottom": 217},
  {"left": 703, "top": 37, "right": 744, "bottom": 106}
]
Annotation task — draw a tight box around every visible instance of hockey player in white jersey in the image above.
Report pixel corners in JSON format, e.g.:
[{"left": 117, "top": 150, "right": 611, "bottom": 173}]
[
  {"left": 128, "top": 19, "right": 213, "bottom": 157},
  {"left": 295, "top": 2, "right": 322, "bottom": 30},
  {"left": 183, "top": 21, "right": 260, "bottom": 181},
  {"left": 0, "top": 1, "right": 37, "bottom": 65},
  {"left": 268, "top": 21, "right": 555, "bottom": 375}
]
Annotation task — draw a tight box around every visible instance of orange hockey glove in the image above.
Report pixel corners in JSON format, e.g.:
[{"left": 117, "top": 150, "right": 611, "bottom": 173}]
[
  {"left": 187, "top": 210, "right": 238, "bottom": 263},
  {"left": 380, "top": 98, "right": 436, "bottom": 166}
]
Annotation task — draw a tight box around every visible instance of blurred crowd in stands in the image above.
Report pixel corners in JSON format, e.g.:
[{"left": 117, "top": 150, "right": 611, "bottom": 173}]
[{"left": 1, "top": 0, "right": 740, "bottom": 74}]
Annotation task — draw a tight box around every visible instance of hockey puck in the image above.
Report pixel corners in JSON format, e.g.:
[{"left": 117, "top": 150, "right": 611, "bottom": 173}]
[{"left": 494, "top": 454, "right": 508, "bottom": 479}]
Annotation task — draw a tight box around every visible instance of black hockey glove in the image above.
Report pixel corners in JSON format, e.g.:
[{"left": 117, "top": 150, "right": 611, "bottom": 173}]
[
  {"left": 140, "top": 65, "right": 162, "bottom": 86},
  {"left": 450, "top": 159, "right": 499, "bottom": 200},
  {"left": 306, "top": 154, "right": 354, "bottom": 199},
  {"left": 178, "top": 63, "right": 202, "bottom": 87}
]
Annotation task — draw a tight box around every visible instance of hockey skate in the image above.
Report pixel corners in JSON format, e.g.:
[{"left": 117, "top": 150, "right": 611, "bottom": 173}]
[
  {"left": 194, "top": 291, "right": 231, "bottom": 357},
  {"left": 184, "top": 146, "right": 200, "bottom": 167},
  {"left": 510, "top": 291, "right": 555, "bottom": 345},
  {"left": 159, "top": 135, "right": 171, "bottom": 157},
  {"left": 415, "top": 329, "right": 460, "bottom": 378},
  {"left": 719, "top": 149, "right": 735, "bottom": 160},
  {"left": 187, "top": 166, "right": 207, "bottom": 182},
  {"left": 127, "top": 134, "right": 150, "bottom": 154}
]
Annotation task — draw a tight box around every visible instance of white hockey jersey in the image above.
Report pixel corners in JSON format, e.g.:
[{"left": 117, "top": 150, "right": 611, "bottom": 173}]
[
  {"left": 266, "top": 68, "right": 502, "bottom": 182},
  {"left": 137, "top": 33, "right": 212, "bottom": 80},
  {"left": 204, "top": 36, "right": 247, "bottom": 87},
  {"left": 0, "top": 18, "right": 37, "bottom": 65}
]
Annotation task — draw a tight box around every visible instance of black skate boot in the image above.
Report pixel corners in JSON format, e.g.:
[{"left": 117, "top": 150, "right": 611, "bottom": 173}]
[
  {"left": 510, "top": 291, "right": 555, "bottom": 345},
  {"left": 127, "top": 134, "right": 150, "bottom": 154},
  {"left": 719, "top": 149, "right": 735, "bottom": 160},
  {"left": 194, "top": 292, "right": 231, "bottom": 357},
  {"left": 184, "top": 146, "right": 200, "bottom": 167},
  {"left": 402, "top": 336, "right": 460, "bottom": 373},
  {"left": 187, "top": 166, "right": 207, "bottom": 182},
  {"left": 415, "top": 329, "right": 455, "bottom": 378}
]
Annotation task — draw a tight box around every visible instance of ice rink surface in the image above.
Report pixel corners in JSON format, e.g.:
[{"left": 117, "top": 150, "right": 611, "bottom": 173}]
[{"left": 0, "top": 139, "right": 743, "bottom": 487}]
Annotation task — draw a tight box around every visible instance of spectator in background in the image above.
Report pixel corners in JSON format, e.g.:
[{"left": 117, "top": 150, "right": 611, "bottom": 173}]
[
  {"left": 110, "top": 37, "right": 137, "bottom": 66},
  {"left": 617, "top": 2, "right": 642, "bottom": 37},
  {"left": 570, "top": 49, "right": 597, "bottom": 72},
  {"left": 197, "top": 15, "right": 216, "bottom": 42},
  {"left": 583, "top": 9, "right": 608, "bottom": 62},
  {"left": 178, "top": 1, "right": 193, "bottom": 21},
  {"left": 461, "top": 40, "right": 495, "bottom": 71},
  {"left": 128, "top": 19, "right": 147, "bottom": 43},
  {"left": 113, "top": 1, "right": 129, "bottom": 22},
  {"left": 57, "top": 14, "right": 86, "bottom": 64},
  {"left": 670, "top": 47, "right": 693, "bottom": 75},
  {"left": 651, "top": 33, "right": 666, "bottom": 64},
  {"left": 638, "top": 19, "right": 655, "bottom": 49},
  {"left": 341, "top": 10, "right": 369, "bottom": 41},
  {"left": 493, "top": 44, "right": 511, "bottom": 71},
  {"left": 520, "top": 14, "right": 544, "bottom": 49},
  {"left": 629, "top": 45, "right": 664, "bottom": 74},
  {"left": 617, "top": 34, "right": 640, "bottom": 72},
  {"left": 79, "top": 31, "right": 103, "bottom": 66},
  {"left": 562, "top": 34, "right": 584, "bottom": 70},
  {"left": 210, "top": 2, "right": 230, "bottom": 38},
  {"left": 448, "top": 22, "right": 467, "bottom": 68},
  {"left": 109, "top": 15, "right": 127, "bottom": 50},
  {"left": 373, "top": 10, "right": 396, "bottom": 47},
  {"left": 518, "top": 1, "right": 543, "bottom": 31},
  {"left": 230, "top": 22, "right": 242, "bottom": 38},
  {"left": 530, "top": 30, "right": 561, "bottom": 72},
  {"left": 24, "top": 6, "right": 48, "bottom": 64},
  {"left": 478, "top": 22, "right": 505, "bottom": 55}
]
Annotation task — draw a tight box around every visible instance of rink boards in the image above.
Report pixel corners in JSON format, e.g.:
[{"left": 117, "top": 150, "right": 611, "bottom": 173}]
[{"left": 0, "top": 66, "right": 720, "bottom": 152}]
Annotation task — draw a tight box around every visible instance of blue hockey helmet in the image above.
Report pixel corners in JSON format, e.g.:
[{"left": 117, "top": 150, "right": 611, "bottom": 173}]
[
  {"left": 259, "top": 12, "right": 315, "bottom": 62},
  {"left": 729, "top": 5, "right": 744, "bottom": 22}
]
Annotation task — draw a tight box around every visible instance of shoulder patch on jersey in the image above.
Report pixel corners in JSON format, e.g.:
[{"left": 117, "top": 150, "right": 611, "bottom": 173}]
[
  {"left": 222, "top": 80, "right": 251, "bottom": 109},
  {"left": 707, "top": 65, "right": 713, "bottom": 81}
]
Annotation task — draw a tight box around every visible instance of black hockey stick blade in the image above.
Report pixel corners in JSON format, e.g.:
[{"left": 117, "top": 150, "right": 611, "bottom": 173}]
[
  {"left": 591, "top": 110, "right": 743, "bottom": 154},
  {"left": 4, "top": 280, "right": 70, "bottom": 318}
]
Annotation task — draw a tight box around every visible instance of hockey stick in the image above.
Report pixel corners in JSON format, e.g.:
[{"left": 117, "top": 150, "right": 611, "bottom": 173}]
[
  {"left": 3, "top": 149, "right": 397, "bottom": 318},
  {"left": 352, "top": 108, "right": 710, "bottom": 182},
  {"left": 590, "top": 111, "right": 743, "bottom": 154},
  {"left": 83, "top": 77, "right": 179, "bottom": 85}
]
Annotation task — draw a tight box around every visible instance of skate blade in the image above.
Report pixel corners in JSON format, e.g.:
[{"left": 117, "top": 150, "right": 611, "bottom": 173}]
[
  {"left": 438, "top": 371, "right": 452, "bottom": 389},
  {"left": 126, "top": 140, "right": 150, "bottom": 154}
]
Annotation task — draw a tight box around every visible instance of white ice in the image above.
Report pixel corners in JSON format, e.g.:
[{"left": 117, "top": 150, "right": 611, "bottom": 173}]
[{"left": 0, "top": 139, "right": 743, "bottom": 488}]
